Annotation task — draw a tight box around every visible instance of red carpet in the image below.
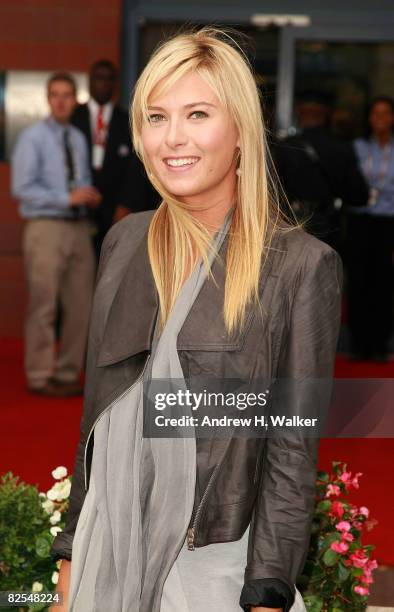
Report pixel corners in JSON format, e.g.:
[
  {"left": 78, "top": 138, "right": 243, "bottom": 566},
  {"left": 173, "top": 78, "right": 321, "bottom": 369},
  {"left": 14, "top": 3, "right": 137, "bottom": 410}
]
[{"left": 1, "top": 338, "right": 393, "bottom": 565}]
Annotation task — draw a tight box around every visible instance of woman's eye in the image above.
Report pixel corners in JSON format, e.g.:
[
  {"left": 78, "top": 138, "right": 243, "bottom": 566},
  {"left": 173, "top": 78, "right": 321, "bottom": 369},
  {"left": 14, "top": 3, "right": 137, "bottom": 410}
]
[
  {"left": 189, "top": 110, "right": 208, "bottom": 119},
  {"left": 148, "top": 114, "right": 166, "bottom": 124}
]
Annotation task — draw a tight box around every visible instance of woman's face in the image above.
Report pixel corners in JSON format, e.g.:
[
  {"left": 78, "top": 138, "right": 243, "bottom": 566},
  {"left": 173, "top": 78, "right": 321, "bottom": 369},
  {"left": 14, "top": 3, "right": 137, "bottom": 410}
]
[
  {"left": 141, "top": 72, "right": 239, "bottom": 207},
  {"left": 369, "top": 101, "right": 394, "bottom": 136}
]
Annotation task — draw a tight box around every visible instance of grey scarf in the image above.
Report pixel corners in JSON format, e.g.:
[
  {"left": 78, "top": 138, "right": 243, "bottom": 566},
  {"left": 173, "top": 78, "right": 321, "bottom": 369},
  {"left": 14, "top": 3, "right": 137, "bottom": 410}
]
[{"left": 68, "top": 213, "right": 232, "bottom": 612}]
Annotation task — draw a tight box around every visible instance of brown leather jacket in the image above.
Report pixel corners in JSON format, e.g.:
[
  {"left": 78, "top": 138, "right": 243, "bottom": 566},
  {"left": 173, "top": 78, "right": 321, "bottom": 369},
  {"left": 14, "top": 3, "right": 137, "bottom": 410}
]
[{"left": 51, "top": 211, "right": 342, "bottom": 611}]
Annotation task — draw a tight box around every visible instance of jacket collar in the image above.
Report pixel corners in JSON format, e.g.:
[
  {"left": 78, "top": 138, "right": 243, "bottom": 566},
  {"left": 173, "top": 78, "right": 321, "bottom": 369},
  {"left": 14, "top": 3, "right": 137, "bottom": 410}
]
[{"left": 97, "top": 223, "right": 273, "bottom": 366}]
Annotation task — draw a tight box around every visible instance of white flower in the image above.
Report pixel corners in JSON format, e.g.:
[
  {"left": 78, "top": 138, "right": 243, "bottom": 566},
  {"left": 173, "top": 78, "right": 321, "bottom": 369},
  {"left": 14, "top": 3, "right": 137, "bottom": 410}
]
[
  {"left": 46, "top": 487, "right": 59, "bottom": 501},
  {"left": 46, "top": 479, "right": 71, "bottom": 502},
  {"left": 50, "top": 526, "right": 62, "bottom": 537},
  {"left": 52, "top": 466, "right": 68, "bottom": 480},
  {"left": 42, "top": 498, "right": 55, "bottom": 514},
  {"left": 49, "top": 510, "right": 62, "bottom": 525},
  {"left": 51, "top": 571, "right": 59, "bottom": 585},
  {"left": 58, "top": 479, "right": 71, "bottom": 500},
  {"left": 38, "top": 492, "right": 46, "bottom": 499},
  {"left": 32, "top": 581, "right": 43, "bottom": 592}
]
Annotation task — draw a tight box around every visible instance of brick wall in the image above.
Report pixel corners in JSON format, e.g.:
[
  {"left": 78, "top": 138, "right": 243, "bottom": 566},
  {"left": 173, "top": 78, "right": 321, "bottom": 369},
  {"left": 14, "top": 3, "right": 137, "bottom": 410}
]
[{"left": 0, "top": 0, "right": 121, "bottom": 336}]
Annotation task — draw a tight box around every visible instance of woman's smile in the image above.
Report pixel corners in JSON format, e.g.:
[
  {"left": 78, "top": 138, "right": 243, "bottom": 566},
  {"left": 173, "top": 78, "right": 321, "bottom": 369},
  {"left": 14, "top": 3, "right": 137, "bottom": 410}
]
[{"left": 163, "top": 156, "right": 201, "bottom": 171}]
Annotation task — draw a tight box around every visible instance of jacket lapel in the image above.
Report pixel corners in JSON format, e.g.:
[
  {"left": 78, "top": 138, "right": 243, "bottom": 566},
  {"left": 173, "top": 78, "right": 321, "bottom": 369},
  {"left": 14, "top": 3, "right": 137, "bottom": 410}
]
[
  {"left": 177, "top": 233, "right": 248, "bottom": 350},
  {"left": 96, "top": 229, "right": 159, "bottom": 366}
]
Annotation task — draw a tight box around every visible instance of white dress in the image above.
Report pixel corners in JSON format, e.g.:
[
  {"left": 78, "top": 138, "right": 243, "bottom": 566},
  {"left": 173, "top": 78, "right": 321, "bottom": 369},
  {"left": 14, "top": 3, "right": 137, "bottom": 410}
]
[{"left": 161, "top": 527, "right": 306, "bottom": 612}]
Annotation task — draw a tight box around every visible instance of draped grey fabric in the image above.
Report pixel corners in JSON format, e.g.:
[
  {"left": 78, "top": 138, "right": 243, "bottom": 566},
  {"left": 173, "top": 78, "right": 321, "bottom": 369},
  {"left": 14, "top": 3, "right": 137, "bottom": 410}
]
[{"left": 68, "top": 212, "right": 232, "bottom": 612}]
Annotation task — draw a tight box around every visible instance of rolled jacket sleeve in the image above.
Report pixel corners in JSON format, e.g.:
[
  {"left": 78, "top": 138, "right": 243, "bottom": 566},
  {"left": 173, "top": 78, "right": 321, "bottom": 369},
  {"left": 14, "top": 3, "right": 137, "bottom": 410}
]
[{"left": 240, "top": 245, "right": 343, "bottom": 611}]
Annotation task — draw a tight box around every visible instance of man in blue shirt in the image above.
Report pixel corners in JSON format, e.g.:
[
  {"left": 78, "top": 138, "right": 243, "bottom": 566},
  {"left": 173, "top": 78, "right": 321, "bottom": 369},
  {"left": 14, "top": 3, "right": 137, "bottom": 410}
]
[{"left": 12, "top": 72, "right": 101, "bottom": 395}]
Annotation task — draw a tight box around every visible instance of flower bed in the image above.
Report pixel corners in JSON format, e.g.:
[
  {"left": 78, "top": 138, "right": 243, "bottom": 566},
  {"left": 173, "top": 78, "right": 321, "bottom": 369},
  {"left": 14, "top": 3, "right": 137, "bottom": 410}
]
[{"left": 0, "top": 461, "right": 378, "bottom": 611}]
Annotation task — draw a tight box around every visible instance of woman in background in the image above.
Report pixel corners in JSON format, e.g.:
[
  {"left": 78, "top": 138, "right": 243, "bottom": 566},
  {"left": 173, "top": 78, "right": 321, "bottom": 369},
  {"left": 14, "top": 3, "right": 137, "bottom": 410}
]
[
  {"left": 348, "top": 96, "right": 394, "bottom": 362},
  {"left": 51, "top": 28, "right": 342, "bottom": 612}
]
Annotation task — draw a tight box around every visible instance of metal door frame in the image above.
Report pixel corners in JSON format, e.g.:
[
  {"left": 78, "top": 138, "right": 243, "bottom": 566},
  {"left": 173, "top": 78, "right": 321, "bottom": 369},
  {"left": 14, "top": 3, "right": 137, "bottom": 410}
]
[{"left": 276, "top": 22, "right": 394, "bottom": 133}]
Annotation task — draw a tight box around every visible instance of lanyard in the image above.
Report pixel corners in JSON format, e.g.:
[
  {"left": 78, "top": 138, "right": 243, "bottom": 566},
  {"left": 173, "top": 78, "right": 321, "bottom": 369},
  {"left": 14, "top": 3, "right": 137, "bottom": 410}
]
[{"left": 365, "top": 142, "right": 392, "bottom": 189}]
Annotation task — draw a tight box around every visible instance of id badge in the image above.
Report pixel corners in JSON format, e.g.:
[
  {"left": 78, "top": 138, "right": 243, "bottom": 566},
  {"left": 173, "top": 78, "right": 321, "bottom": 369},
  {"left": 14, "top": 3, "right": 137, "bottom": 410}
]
[
  {"left": 92, "top": 144, "right": 105, "bottom": 169},
  {"left": 368, "top": 187, "right": 379, "bottom": 206}
]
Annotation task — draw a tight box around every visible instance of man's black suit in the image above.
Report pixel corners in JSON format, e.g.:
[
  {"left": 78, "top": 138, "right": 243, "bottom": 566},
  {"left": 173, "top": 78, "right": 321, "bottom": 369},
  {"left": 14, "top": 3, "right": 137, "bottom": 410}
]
[
  {"left": 273, "top": 127, "right": 369, "bottom": 252},
  {"left": 72, "top": 103, "right": 158, "bottom": 256}
]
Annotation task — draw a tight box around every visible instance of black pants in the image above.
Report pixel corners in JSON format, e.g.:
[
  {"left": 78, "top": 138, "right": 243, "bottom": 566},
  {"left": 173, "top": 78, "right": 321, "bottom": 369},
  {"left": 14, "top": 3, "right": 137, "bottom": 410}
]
[{"left": 346, "top": 214, "right": 394, "bottom": 355}]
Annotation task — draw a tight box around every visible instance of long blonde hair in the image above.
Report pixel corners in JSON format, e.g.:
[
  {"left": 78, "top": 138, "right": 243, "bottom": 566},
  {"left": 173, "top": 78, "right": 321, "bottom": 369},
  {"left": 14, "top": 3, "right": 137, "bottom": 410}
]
[{"left": 131, "top": 27, "right": 284, "bottom": 335}]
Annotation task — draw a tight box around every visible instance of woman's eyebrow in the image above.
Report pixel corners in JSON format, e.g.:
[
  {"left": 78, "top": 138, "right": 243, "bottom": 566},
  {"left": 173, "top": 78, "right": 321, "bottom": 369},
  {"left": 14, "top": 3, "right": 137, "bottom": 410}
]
[
  {"left": 147, "top": 101, "right": 217, "bottom": 111},
  {"left": 184, "top": 102, "right": 217, "bottom": 109}
]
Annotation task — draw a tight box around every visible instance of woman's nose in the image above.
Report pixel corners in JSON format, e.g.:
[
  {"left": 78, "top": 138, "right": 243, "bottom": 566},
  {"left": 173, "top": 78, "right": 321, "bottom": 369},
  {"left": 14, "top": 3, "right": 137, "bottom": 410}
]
[{"left": 164, "top": 118, "right": 188, "bottom": 148}]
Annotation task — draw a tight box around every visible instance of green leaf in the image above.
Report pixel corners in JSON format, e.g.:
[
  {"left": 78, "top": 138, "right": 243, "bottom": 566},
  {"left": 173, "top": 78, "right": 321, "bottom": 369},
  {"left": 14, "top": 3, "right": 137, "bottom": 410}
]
[
  {"left": 316, "top": 500, "right": 332, "bottom": 512},
  {"left": 317, "top": 471, "right": 329, "bottom": 482},
  {"left": 35, "top": 535, "right": 51, "bottom": 558},
  {"left": 303, "top": 594, "right": 324, "bottom": 612},
  {"left": 338, "top": 562, "right": 350, "bottom": 582},
  {"left": 321, "top": 532, "right": 341, "bottom": 548},
  {"left": 322, "top": 548, "right": 339, "bottom": 566},
  {"left": 363, "top": 544, "right": 375, "bottom": 552}
]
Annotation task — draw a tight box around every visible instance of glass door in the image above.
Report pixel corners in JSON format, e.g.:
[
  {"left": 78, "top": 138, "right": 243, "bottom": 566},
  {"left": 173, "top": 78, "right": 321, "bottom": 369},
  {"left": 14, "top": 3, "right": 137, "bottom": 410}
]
[{"left": 295, "top": 40, "right": 394, "bottom": 139}]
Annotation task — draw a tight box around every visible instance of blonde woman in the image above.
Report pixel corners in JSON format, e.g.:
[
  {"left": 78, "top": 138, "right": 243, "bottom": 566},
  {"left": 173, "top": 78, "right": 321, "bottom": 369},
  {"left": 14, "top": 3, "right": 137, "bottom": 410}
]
[{"left": 51, "top": 28, "right": 342, "bottom": 612}]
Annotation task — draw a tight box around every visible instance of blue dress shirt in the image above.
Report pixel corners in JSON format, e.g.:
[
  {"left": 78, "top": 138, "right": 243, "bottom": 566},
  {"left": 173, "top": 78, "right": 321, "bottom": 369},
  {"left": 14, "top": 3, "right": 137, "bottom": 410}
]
[
  {"left": 11, "top": 117, "right": 91, "bottom": 219},
  {"left": 353, "top": 136, "right": 394, "bottom": 217}
]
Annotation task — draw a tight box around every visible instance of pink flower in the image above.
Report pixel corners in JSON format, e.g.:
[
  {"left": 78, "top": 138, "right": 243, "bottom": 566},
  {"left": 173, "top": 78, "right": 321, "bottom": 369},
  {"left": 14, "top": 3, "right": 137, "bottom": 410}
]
[
  {"left": 326, "top": 484, "right": 341, "bottom": 497},
  {"left": 331, "top": 501, "right": 344, "bottom": 518},
  {"left": 360, "top": 559, "right": 377, "bottom": 583},
  {"left": 339, "top": 470, "right": 362, "bottom": 490},
  {"left": 359, "top": 506, "right": 369, "bottom": 518},
  {"left": 336, "top": 520, "right": 351, "bottom": 532},
  {"left": 349, "top": 550, "right": 369, "bottom": 568},
  {"left": 341, "top": 532, "right": 354, "bottom": 542},
  {"left": 354, "top": 584, "right": 369, "bottom": 596},
  {"left": 351, "top": 472, "right": 363, "bottom": 489},
  {"left": 353, "top": 521, "right": 363, "bottom": 530},
  {"left": 360, "top": 573, "right": 374, "bottom": 585},
  {"left": 331, "top": 541, "right": 349, "bottom": 554}
]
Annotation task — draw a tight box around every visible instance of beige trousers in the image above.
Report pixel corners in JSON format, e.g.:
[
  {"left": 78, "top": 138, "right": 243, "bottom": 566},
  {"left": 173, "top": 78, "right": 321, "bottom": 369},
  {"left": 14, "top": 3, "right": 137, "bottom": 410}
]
[{"left": 22, "top": 219, "right": 95, "bottom": 388}]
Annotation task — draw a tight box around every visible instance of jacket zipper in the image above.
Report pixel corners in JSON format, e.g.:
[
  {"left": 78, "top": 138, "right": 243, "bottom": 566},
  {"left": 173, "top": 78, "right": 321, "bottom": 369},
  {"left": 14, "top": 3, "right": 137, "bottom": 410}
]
[
  {"left": 187, "top": 434, "right": 266, "bottom": 550},
  {"left": 83, "top": 354, "right": 151, "bottom": 490},
  {"left": 187, "top": 443, "right": 230, "bottom": 551}
]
